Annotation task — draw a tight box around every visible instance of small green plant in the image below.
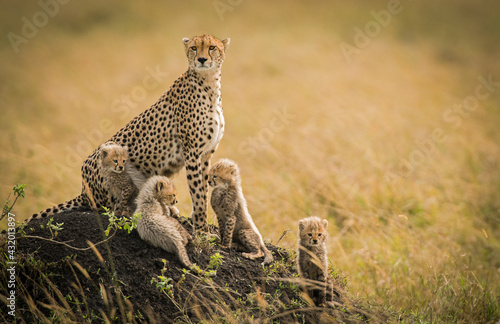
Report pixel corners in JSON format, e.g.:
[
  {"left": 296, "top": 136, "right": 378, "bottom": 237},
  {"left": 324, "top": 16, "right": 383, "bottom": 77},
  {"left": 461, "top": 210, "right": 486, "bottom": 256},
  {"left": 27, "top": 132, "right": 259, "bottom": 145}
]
[
  {"left": 152, "top": 252, "right": 224, "bottom": 299},
  {"left": 181, "top": 252, "right": 223, "bottom": 284},
  {"left": 102, "top": 207, "right": 142, "bottom": 236},
  {"left": 16, "top": 221, "right": 28, "bottom": 236},
  {"left": 40, "top": 217, "right": 64, "bottom": 238},
  {"left": 1, "top": 183, "right": 26, "bottom": 221},
  {"left": 64, "top": 294, "right": 85, "bottom": 307},
  {"left": 178, "top": 267, "right": 190, "bottom": 285},
  {"left": 178, "top": 263, "right": 206, "bottom": 285},
  {"left": 263, "top": 258, "right": 291, "bottom": 279},
  {"left": 288, "top": 281, "right": 301, "bottom": 295},
  {"left": 151, "top": 259, "right": 175, "bottom": 296},
  {"left": 152, "top": 276, "right": 174, "bottom": 296},
  {"left": 205, "top": 252, "right": 224, "bottom": 276}
]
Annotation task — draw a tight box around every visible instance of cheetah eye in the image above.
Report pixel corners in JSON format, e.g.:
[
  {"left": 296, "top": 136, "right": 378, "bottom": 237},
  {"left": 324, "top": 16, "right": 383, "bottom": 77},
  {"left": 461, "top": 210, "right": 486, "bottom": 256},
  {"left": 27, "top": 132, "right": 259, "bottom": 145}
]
[
  {"left": 212, "top": 175, "right": 217, "bottom": 180},
  {"left": 209, "top": 45, "right": 215, "bottom": 51},
  {"left": 113, "top": 160, "right": 118, "bottom": 164},
  {"left": 190, "top": 46, "right": 197, "bottom": 51},
  {"left": 318, "top": 233, "right": 322, "bottom": 237},
  {"left": 308, "top": 233, "right": 312, "bottom": 237}
]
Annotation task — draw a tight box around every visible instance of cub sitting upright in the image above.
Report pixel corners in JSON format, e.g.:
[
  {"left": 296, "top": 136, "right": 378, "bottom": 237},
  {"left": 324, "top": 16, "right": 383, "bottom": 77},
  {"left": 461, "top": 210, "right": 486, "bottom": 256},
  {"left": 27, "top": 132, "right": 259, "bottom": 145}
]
[
  {"left": 208, "top": 159, "right": 273, "bottom": 265},
  {"left": 99, "top": 142, "right": 143, "bottom": 217},
  {"left": 135, "top": 176, "right": 193, "bottom": 268},
  {"left": 297, "top": 216, "right": 330, "bottom": 306}
]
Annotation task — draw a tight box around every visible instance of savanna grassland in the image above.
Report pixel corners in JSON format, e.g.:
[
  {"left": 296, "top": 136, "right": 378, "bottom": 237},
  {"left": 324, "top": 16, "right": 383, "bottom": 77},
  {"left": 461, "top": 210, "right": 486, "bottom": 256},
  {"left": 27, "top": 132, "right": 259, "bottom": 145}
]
[{"left": 1, "top": 0, "right": 499, "bottom": 322}]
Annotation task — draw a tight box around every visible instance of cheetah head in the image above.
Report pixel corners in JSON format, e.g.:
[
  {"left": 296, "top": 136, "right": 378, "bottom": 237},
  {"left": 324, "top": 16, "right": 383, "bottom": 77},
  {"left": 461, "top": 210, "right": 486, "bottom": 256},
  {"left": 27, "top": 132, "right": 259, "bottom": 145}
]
[
  {"left": 208, "top": 158, "right": 240, "bottom": 188},
  {"left": 182, "top": 34, "right": 230, "bottom": 72},
  {"left": 299, "top": 216, "right": 328, "bottom": 247},
  {"left": 100, "top": 143, "right": 128, "bottom": 174},
  {"left": 155, "top": 177, "right": 178, "bottom": 206}
]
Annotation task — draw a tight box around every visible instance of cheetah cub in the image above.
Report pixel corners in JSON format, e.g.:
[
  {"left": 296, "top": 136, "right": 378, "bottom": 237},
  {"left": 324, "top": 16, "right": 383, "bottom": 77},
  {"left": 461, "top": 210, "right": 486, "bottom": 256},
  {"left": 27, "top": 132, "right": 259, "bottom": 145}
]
[
  {"left": 100, "top": 142, "right": 142, "bottom": 217},
  {"left": 208, "top": 159, "right": 273, "bottom": 265},
  {"left": 135, "top": 176, "right": 193, "bottom": 268},
  {"left": 297, "top": 216, "right": 330, "bottom": 306}
]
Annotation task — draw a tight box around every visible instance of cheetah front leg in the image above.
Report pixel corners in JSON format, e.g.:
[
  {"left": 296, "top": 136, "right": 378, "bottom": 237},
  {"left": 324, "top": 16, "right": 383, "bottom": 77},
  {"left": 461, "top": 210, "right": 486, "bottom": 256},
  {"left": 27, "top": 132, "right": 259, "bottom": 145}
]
[
  {"left": 214, "top": 213, "right": 226, "bottom": 242},
  {"left": 118, "top": 187, "right": 134, "bottom": 217},
  {"left": 185, "top": 157, "right": 210, "bottom": 233},
  {"left": 198, "top": 152, "right": 214, "bottom": 229},
  {"left": 310, "top": 280, "right": 327, "bottom": 306},
  {"left": 168, "top": 206, "right": 181, "bottom": 219},
  {"left": 316, "top": 268, "right": 328, "bottom": 306}
]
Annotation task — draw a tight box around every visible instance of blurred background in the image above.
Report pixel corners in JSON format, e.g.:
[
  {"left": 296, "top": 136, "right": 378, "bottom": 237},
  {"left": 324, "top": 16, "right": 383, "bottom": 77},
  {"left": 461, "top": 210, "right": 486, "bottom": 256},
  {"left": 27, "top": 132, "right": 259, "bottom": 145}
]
[{"left": 1, "top": 0, "right": 499, "bottom": 320}]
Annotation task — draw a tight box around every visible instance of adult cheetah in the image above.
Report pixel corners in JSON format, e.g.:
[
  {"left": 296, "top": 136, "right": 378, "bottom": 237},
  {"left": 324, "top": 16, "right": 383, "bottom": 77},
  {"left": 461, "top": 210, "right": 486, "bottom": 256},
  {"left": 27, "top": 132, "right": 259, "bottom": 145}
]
[{"left": 30, "top": 34, "right": 230, "bottom": 233}]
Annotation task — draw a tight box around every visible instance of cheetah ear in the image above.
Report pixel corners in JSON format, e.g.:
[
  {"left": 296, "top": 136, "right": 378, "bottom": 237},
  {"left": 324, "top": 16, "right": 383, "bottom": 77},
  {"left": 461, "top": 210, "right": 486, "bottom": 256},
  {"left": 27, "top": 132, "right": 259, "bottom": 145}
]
[
  {"left": 156, "top": 181, "right": 164, "bottom": 192},
  {"left": 298, "top": 220, "right": 305, "bottom": 232},
  {"left": 222, "top": 38, "right": 230, "bottom": 51},
  {"left": 182, "top": 37, "right": 190, "bottom": 46},
  {"left": 321, "top": 219, "right": 329, "bottom": 229},
  {"left": 100, "top": 147, "right": 109, "bottom": 159}
]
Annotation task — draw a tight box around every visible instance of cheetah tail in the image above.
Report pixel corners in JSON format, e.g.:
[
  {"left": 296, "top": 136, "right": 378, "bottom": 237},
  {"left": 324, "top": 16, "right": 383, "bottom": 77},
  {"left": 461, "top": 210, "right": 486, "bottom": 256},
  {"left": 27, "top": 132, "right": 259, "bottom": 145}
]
[
  {"left": 83, "top": 178, "right": 97, "bottom": 210},
  {"left": 28, "top": 194, "right": 88, "bottom": 223},
  {"left": 262, "top": 245, "right": 274, "bottom": 265}
]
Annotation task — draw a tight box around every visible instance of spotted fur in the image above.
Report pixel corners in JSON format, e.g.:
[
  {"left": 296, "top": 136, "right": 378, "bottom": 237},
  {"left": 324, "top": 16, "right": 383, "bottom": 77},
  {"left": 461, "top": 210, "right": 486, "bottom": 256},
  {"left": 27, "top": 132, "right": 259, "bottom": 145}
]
[
  {"left": 30, "top": 34, "right": 230, "bottom": 232},
  {"left": 297, "top": 216, "right": 330, "bottom": 306},
  {"left": 135, "top": 176, "right": 193, "bottom": 268},
  {"left": 99, "top": 142, "right": 142, "bottom": 217},
  {"left": 208, "top": 159, "right": 273, "bottom": 265}
]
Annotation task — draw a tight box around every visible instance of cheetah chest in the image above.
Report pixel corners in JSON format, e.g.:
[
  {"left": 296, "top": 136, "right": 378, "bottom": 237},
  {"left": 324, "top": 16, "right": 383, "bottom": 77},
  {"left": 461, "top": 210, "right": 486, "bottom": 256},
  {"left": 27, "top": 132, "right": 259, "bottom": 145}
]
[{"left": 204, "top": 102, "right": 224, "bottom": 155}]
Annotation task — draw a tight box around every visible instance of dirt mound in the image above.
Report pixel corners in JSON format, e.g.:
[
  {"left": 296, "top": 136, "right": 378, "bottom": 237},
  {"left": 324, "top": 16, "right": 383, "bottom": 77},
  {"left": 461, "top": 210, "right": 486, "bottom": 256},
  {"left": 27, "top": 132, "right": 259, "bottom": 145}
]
[{"left": 1, "top": 211, "right": 378, "bottom": 323}]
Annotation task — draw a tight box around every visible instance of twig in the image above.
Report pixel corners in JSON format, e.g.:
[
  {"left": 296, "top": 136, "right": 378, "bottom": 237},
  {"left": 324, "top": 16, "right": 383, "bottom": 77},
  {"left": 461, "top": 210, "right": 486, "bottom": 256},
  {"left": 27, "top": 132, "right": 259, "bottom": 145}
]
[
  {"left": 276, "top": 229, "right": 291, "bottom": 245},
  {"left": 18, "top": 230, "right": 117, "bottom": 251}
]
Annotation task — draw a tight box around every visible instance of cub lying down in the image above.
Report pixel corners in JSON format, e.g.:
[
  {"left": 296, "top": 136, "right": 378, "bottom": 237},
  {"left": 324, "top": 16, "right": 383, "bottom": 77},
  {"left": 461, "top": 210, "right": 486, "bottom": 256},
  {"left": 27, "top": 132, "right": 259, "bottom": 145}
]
[{"left": 135, "top": 176, "right": 193, "bottom": 268}]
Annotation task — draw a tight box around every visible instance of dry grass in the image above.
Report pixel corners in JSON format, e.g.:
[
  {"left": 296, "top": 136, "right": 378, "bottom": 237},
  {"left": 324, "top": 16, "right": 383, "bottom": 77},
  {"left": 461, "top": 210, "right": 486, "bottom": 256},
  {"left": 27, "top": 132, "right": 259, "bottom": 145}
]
[{"left": 1, "top": 0, "right": 499, "bottom": 321}]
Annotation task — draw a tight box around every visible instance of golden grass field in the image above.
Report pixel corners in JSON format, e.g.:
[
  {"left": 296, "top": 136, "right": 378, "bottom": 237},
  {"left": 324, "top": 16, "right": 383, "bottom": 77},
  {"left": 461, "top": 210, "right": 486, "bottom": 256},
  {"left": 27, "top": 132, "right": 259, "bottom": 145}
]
[{"left": 1, "top": 0, "right": 499, "bottom": 321}]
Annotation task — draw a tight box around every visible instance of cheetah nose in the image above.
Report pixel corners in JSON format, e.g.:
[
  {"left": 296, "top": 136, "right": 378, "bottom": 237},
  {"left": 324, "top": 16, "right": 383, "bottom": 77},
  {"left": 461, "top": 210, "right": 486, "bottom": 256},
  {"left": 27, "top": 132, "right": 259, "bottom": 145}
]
[
  {"left": 197, "top": 57, "right": 208, "bottom": 64},
  {"left": 313, "top": 239, "right": 318, "bottom": 244}
]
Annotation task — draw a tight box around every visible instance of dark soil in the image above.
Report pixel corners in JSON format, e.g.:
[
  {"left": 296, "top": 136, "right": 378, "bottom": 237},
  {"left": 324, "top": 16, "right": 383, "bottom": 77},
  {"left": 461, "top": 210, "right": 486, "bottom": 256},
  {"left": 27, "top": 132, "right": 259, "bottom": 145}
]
[{"left": 1, "top": 211, "right": 379, "bottom": 323}]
